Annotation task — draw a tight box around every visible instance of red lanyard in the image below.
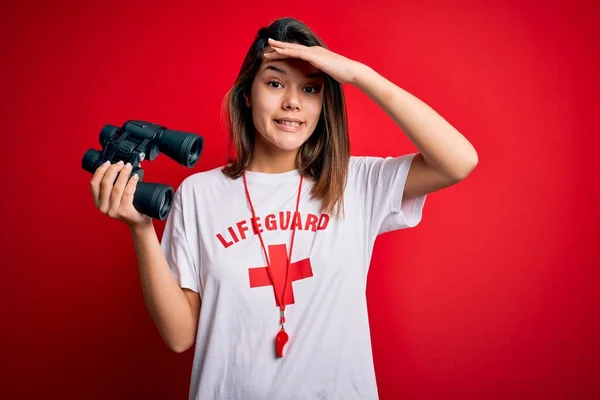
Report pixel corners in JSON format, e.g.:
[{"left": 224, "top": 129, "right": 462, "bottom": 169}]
[{"left": 242, "top": 171, "right": 304, "bottom": 357}]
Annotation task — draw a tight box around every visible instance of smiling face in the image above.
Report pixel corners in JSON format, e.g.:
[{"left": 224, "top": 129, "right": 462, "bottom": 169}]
[{"left": 245, "top": 56, "right": 325, "bottom": 165}]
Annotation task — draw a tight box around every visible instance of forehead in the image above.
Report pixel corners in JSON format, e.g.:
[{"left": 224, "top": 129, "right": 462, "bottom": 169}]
[{"left": 259, "top": 58, "right": 323, "bottom": 79}]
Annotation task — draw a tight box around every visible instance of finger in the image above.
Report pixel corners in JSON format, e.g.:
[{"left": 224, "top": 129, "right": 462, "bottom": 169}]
[
  {"left": 263, "top": 46, "right": 280, "bottom": 56},
  {"left": 120, "top": 173, "right": 139, "bottom": 212},
  {"left": 98, "top": 161, "right": 124, "bottom": 214},
  {"left": 267, "top": 38, "right": 285, "bottom": 46},
  {"left": 263, "top": 51, "right": 289, "bottom": 61},
  {"left": 268, "top": 38, "right": 302, "bottom": 49},
  {"left": 108, "top": 162, "right": 133, "bottom": 217},
  {"left": 272, "top": 46, "right": 304, "bottom": 59},
  {"left": 90, "top": 160, "right": 112, "bottom": 207}
]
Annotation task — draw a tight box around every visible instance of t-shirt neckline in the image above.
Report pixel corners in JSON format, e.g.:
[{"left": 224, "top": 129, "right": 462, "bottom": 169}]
[{"left": 243, "top": 168, "right": 301, "bottom": 183}]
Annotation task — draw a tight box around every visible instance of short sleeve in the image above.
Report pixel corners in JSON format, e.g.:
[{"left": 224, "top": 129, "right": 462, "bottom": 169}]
[
  {"left": 350, "top": 154, "right": 427, "bottom": 238},
  {"left": 160, "top": 183, "right": 199, "bottom": 293}
]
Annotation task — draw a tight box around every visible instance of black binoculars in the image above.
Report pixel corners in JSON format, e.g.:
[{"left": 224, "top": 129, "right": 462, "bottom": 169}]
[{"left": 82, "top": 120, "right": 204, "bottom": 220}]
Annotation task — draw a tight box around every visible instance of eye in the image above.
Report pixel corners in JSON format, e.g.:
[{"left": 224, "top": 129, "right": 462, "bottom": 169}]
[
  {"left": 267, "top": 80, "right": 321, "bottom": 94},
  {"left": 267, "top": 80, "right": 282, "bottom": 89}
]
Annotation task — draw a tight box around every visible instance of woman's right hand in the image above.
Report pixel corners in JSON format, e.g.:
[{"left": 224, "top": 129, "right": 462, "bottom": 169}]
[{"left": 90, "top": 160, "right": 152, "bottom": 228}]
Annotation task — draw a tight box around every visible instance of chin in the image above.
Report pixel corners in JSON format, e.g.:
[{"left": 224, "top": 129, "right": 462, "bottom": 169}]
[
  {"left": 270, "top": 137, "right": 306, "bottom": 152},
  {"left": 267, "top": 131, "right": 312, "bottom": 152}
]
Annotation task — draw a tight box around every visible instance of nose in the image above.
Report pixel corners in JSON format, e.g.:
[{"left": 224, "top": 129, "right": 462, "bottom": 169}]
[{"left": 282, "top": 90, "right": 301, "bottom": 111}]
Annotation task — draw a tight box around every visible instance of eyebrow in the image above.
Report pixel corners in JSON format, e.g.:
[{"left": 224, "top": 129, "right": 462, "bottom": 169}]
[{"left": 264, "top": 65, "right": 325, "bottom": 79}]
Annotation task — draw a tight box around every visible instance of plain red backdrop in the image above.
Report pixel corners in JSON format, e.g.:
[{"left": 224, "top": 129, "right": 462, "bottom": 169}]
[{"left": 1, "top": 0, "right": 598, "bottom": 398}]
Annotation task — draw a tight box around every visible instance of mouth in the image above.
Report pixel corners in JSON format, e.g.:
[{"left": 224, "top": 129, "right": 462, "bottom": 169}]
[{"left": 274, "top": 119, "right": 304, "bottom": 131}]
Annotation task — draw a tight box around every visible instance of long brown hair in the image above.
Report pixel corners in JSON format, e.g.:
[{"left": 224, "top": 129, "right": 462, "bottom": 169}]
[{"left": 221, "top": 17, "right": 350, "bottom": 218}]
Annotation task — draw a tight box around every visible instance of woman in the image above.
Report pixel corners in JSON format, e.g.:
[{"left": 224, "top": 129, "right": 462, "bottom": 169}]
[{"left": 90, "top": 17, "right": 477, "bottom": 400}]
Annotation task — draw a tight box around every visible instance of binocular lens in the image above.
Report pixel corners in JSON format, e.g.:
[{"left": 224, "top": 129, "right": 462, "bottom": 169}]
[
  {"left": 159, "top": 129, "right": 204, "bottom": 168},
  {"left": 132, "top": 181, "right": 174, "bottom": 220},
  {"left": 82, "top": 149, "right": 101, "bottom": 173}
]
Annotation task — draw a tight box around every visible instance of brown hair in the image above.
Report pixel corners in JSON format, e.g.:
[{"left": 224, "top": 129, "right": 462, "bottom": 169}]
[{"left": 221, "top": 17, "right": 350, "bottom": 218}]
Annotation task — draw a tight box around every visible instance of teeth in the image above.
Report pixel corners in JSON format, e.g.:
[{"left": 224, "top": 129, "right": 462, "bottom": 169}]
[{"left": 277, "top": 120, "right": 301, "bottom": 127}]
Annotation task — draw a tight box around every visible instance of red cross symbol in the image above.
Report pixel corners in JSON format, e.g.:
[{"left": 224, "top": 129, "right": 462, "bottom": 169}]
[{"left": 248, "top": 244, "right": 313, "bottom": 307}]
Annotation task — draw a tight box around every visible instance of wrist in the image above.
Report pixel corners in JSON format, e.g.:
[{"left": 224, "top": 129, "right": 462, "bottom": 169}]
[
  {"left": 349, "top": 62, "right": 371, "bottom": 86},
  {"left": 128, "top": 219, "right": 154, "bottom": 236}
]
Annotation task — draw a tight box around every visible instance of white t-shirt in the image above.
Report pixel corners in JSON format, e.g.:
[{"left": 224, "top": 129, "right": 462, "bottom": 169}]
[{"left": 160, "top": 154, "right": 427, "bottom": 400}]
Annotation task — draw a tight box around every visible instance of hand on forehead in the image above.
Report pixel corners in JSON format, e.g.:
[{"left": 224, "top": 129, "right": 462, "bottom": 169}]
[{"left": 263, "top": 45, "right": 323, "bottom": 76}]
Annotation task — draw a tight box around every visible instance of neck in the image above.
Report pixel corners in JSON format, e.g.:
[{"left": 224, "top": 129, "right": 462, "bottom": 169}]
[{"left": 247, "top": 137, "right": 300, "bottom": 174}]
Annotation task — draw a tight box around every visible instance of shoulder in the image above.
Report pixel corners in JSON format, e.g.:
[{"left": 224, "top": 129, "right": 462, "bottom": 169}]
[
  {"left": 348, "top": 155, "right": 381, "bottom": 170},
  {"left": 183, "top": 165, "right": 229, "bottom": 184},
  {"left": 177, "top": 164, "right": 237, "bottom": 195},
  {"left": 348, "top": 154, "right": 417, "bottom": 172},
  {"left": 348, "top": 155, "right": 395, "bottom": 177},
  {"left": 346, "top": 154, "right": 419, "bottom": 187}
]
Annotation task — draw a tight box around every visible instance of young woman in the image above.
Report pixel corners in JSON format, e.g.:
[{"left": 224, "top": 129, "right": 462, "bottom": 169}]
[{"left": 90, "top": 17, "right": 477, "bottom": 400}]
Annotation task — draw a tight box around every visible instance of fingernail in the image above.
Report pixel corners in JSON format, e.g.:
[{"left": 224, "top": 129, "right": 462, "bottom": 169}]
[
  {"left": 117, "top": 160, "right": 124, "bottom": 165},
  {"left": 103, "top": 160, "right": 110, "bottom": 166},
  {"left": 125, "top": 162, "right": 132, "bottom": 169}
]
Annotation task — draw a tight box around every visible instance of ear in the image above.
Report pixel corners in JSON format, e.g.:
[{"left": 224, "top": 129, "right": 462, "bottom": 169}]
[{"left": 244, "top": 92, "right": 251, "bottom": 108}]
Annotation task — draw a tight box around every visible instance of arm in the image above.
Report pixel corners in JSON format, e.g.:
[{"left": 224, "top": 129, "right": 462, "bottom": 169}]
[
  {"left": 263, "top": 40, "right": 478, "bottom": 199},
  {"left": 352, "top": 64, "right": 479, "bottom": 199},
  {"left": 129, "top": 222, "right": 201, "bottom": 353}
]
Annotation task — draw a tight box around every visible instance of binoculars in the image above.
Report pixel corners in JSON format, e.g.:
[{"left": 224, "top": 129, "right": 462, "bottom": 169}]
[{"left": 82, "top": 120, "right": 204, "bottom": 220}]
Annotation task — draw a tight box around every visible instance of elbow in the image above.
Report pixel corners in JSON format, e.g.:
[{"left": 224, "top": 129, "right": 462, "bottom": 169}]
[
  {"left": 162, "top": 330, "right": 196, "bottom": 353},
  {"left": 452, "top": 151, "right": 478, "bottom": 181},
  {"left": 171, "top": 345, "right": 193, "bottom": 354},
  {"left": 168, "top": 338, "right": 195, "bottom": 353}
]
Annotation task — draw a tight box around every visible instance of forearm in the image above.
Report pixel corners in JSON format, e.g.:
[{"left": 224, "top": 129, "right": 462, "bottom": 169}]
[
  {"left": 129, "top": 222, "right": 196, "bottom": 352},
  {"left": 353, "top": 63, "right": 478, "bottom": 179}
]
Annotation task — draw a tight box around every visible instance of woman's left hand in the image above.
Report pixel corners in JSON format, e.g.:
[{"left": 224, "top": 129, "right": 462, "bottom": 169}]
[{"left": 264, "top": 38, "right": 365, "bottom": 85}]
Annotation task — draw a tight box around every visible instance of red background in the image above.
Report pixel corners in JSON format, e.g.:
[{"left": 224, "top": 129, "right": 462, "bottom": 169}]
[{"left": 1, "top": 0, "right": 599, "bottom": 398}]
